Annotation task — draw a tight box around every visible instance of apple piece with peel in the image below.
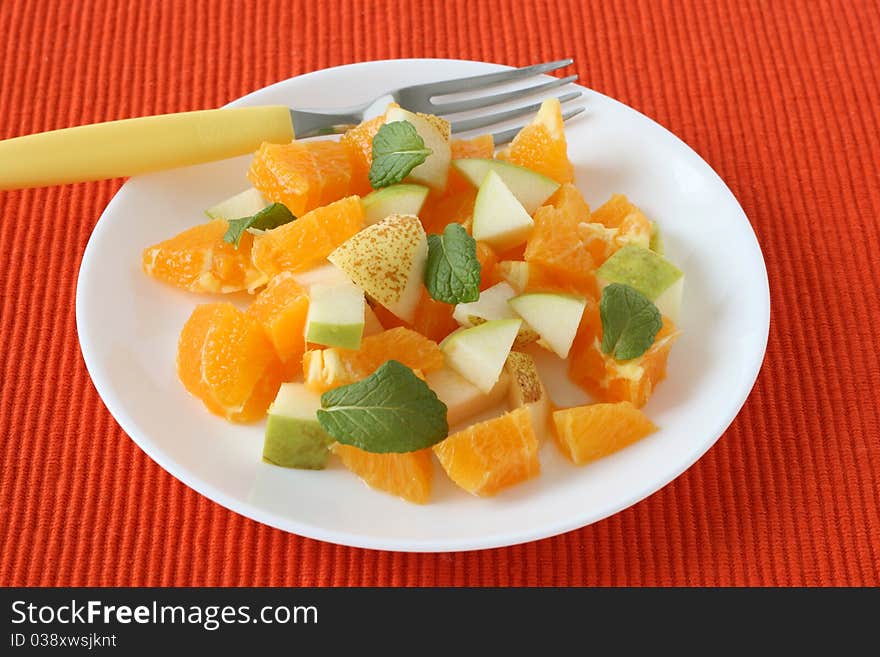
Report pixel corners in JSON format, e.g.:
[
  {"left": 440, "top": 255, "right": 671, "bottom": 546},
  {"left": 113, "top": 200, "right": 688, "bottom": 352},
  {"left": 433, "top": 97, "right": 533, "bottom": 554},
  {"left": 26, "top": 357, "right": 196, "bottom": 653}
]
[
  {"left": 504, "top": 351, "right": 552, "bottom": 441},
  {"left": 508, "top": 292, "right": 586, "bottom": 359},
  {"left": 440, "top": 318, "right": 521, "bottom": 393},
  {"left": 328, "top": 214, "right": 428, "bottom": 323},
  {"left": 452, "top": 158, "right": 560, "bottom": 214},
  {"left": 305, "top": 282, "right": 365, "bottom": 350},
  {"left": 471, "top": 170, "right": 534, "bottom": 252},
  {"left": 205, "top": 187, "right": 267, "bottom": 220},
  {"left": 362, "top": 184, "right": 430, "bottom": 225},
  {"left": 425, "top": 367, "right": 510, "bottom": 428},
  {"left": 384, "top": 107, "right": 451, "bottom": 192},
  {"left": 596, "top": 244, "right": 683, "bottom": 322},
  {"left": 263, "top": 383, "right": 333, "bottom": 469},
  {"left": 649, "top": 221, "right": 664, "bottom": 254},
  {"left": 291, "top": 261, "right": 351, "bottom": 289},
  {"left": 453, "top": 281, "right": 539, "bottom": 346}
]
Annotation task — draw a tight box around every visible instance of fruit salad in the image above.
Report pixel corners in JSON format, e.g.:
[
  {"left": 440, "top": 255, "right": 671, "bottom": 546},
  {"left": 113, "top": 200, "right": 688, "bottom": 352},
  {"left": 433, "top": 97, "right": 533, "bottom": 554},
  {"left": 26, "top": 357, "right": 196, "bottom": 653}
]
[{"left": 142, "top": 99, "right": 683, "bottom": 504}]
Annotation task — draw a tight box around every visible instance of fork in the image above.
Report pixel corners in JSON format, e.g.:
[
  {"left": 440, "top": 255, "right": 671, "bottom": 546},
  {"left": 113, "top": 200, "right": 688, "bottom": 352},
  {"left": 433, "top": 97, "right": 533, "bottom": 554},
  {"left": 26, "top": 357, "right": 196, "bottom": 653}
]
[{"left": 0, "top": 59, "right": 583, "bottom": 190}]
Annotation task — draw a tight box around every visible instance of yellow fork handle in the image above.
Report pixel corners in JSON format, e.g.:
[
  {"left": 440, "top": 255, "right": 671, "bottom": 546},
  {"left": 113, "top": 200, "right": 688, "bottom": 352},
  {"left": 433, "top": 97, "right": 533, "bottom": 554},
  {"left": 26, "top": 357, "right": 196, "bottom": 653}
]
[{"left": 0, "top": 105, "right": 295, "bottom": 190}]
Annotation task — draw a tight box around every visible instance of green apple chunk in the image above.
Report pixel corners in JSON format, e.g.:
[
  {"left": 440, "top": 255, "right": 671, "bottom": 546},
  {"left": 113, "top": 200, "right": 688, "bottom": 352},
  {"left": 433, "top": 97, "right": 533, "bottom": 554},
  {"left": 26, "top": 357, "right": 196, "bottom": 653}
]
[
  {"left": 328, "top": 214, "right": 428, "bottom": 323},
  {"left": 472, "top": 170, "right": 534, "bottom": 252},
  {"left": 305, "top": 282, "right": 365, "bottom": 349},
  {"left": 452, "top": 281, "right": 539, "bottom": 345},
  {"left": 440, "top": 318, "right": 521, "bottom": 393},
  {"left": 205, "top": 187, "right": 267, "bottom": 220},
  {"left": 362, "top": 184, "right": 430, "bottom": 225},
  {"left": 263, "top": 383, "right": 333, "bottom": 469},
  {"left": 508, "top": 292, "right": 587, "bottom": 359},
  {"left": 384, "top": 107, "right": 451, "bottom": 192},
  {"left": 596, "top": 244, "right": 683, "bottom": 322},
  {"left": 425, "top": 367, "right": 510, "bottom": 428},
  {"left": 452, "top": 158, "right": 560, "bottom": 214},
  {"left": 649, "top": 221, "right": 664, "bottom": 255}
]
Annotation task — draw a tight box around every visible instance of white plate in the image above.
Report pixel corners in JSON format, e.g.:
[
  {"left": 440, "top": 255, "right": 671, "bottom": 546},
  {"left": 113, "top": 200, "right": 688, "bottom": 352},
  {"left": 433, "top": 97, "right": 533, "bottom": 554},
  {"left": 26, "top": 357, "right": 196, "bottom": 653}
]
[{"left": 76, "top": 59, "right": 769, "bottom": 552}]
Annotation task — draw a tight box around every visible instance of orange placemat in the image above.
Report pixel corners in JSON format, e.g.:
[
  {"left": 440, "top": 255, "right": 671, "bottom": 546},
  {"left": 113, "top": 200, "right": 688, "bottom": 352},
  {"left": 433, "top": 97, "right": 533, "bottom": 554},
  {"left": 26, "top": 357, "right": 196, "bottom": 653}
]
[{"left": 1, "top": 0, "right": 878, "bottom": 586}]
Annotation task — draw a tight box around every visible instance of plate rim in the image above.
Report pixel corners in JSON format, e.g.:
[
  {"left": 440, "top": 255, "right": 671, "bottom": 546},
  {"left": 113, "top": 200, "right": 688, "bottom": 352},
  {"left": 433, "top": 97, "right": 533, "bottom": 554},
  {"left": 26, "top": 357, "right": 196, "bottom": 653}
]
[{"left": 76, "top": 58, "right": 771, "bottom": 552}]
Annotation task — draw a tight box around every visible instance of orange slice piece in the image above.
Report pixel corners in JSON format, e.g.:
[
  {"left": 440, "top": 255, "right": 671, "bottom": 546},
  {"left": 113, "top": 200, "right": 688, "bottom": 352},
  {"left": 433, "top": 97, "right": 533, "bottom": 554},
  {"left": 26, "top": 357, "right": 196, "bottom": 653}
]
[
  {"left": 475, "top": 241, "right": 499, "bottom": 290},
  {"left": 303, "top": 326, "right": 444, "bottom": 393},
  {"left": 433, "top": 407, "right": 540, "bottom": 496},
  {"left": 524, "top": 204, "right": 597, "bottom": 296},
  {"left": 568, "top": 316, "right": 680, "bottom": 408},
  {"left": 142, "top": 219, "right": 265, "bottom": 293},
  {"left": 251, "top": 196, "right": 364, "bottom": 278},
  {"left": 553, "top": 401, "right": 657, "bottom": 465},
  {"left": 303, "top": 140, "right": 354, "bottom": 207},
  {"left": 247, "top": 141, "right": 321, "bottom": 216},
  {"left": 246, "top": 272, "right": 310, "bottom": 378},
  {"left": 178, "top": 303, "right": 283, "bottom": 422},
  {"left": 591, "top": 193, "right": 639, "bottom": 228},
  {"left": 419, "top": 189, "right": 477, "bottom": 235},
  {"left": 497, "top": 98, "right": 574, "bottom": 184},
  {"left": 333, "top": 445, "right": 433, "bottom": 504}
]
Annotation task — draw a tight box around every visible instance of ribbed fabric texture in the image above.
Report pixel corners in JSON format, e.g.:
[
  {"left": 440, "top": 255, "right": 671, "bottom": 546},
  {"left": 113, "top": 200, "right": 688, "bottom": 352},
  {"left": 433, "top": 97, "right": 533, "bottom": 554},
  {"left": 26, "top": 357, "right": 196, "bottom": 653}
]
[{"left": 1, "top": 0, "right": 878, "bottom": 586}]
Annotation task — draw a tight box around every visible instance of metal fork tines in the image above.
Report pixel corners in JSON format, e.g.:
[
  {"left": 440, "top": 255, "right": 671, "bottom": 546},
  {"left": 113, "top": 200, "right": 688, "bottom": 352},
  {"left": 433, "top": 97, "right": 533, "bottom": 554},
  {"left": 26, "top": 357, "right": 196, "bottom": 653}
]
[{"left": 290, "top": 59, "right": 584, "bottom": 144}]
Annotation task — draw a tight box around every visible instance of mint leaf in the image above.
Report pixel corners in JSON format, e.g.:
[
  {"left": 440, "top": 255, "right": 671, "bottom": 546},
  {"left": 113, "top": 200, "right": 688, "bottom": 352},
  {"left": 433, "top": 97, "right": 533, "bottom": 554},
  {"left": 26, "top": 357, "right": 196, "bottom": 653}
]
[
  {"left": 317, "top": 360, "right": 448, "bottom": 453},
  {"left": 424, "top": 223, "right": 481, "bottom": 304},
  {"left": 223, "top": 203, "right": 295, "bottom": 248},
  {"left": 600, "top": 283, "right": 662, "bottom": 360},
  {"left": 369, "top": 121, "right": 432, "bottom": 189}
]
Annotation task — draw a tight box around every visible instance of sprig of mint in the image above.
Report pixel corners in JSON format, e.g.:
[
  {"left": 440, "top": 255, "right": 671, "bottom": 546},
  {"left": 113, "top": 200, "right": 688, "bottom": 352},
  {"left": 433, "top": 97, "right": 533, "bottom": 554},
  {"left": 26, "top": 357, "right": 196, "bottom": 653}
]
[
  {"left": 424, "top": 223, "right": 481, "bottom": 304},
  {"left": 223, "top": 203, "right": 295, "bottom": 248},
  {"left": 317, "top": 360, "right": 448, "bottom": 453},
  {"left": 600, "top": 283, "right": 662, "bottom": 360},
  {"left": 368, "top": 121, "right": 432, "bottom": 189}
]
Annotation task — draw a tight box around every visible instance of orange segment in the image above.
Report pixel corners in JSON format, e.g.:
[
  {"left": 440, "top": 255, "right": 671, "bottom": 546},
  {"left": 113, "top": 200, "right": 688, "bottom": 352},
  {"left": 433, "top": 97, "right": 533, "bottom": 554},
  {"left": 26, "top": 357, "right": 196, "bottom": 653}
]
[
  {"left": 304, "top": 140, "right": 354, "bottom": 207},
  {"left": 419, "top": 189, "right": 476, "bottom": 235},
  {"left": 340, "top": 107, "right": 399, "bottom": 195},
  {"left": 569, "top": 295, "right": 602, "bottom": 360},
  {"left": 524, "top": 204, "right": 597, "bottom": 296},
  {"left": 568, "top": 317, "right": 680, "bottom": 408},
  {"left": 142, "top": 219, "right": 265, "bottom": 294},
  {"left": 246, "top": 272, "right": 309, "bottom": 378},
  {"left": 446, "top": 134, "right": 495, "bottom": 193},
  {"left": 368, "top": 302, "right": 407, "bottom": 332},
  {"left": 178, "top": 303, "right": 283, "bottom": 422},
  {"left": 369, "top": 289, "right": 460, "bottom": 343},
  {"left": 303, "top": 326, "right": 444, "bottom": 393},
  {"left": 333, "top": 445, "right": 433, "bottom": 504},
  {"left": 546, "top": 183, "right": 590, "bottom": 221},
  {"left": 576, "top": 222, "right": 617, "bottom": 267},
  {"left": 553, "top": 402, "right": 657, "bottom": 465},
  {"left": 251, "top": 196, "right": 364, "bottom": 278},
  {"left": 592, "top": 194, "right": 636, "bottom": 228},
  {"left": 354, "top": 326, "right": 444, "bottom": 374},
  {"left": 614, "top": 210, "right": 652, "bottom": 249},
  {"left": 433, "top": 407, "right": 540, "bottom": 496},
  {"left": 410, "top": 289, "right": 459, "bottom": 343},
  {"left": 177, "top": 304, "right": 228, "bottom": 418},
  {"left": 451, "top": 134, "right": 495, "bottom": 159},
  {"left": 497, "top": 98, "right": 574, "bottom": 184},
  {"left": 476, "top": 241, "right": 499, "bottom": 290},
  {"left": 494, "top": 259, "right": 590, "bottom": 297},
  {"left": 247, "top": 141, "right": 321, "bottom": 216}
]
